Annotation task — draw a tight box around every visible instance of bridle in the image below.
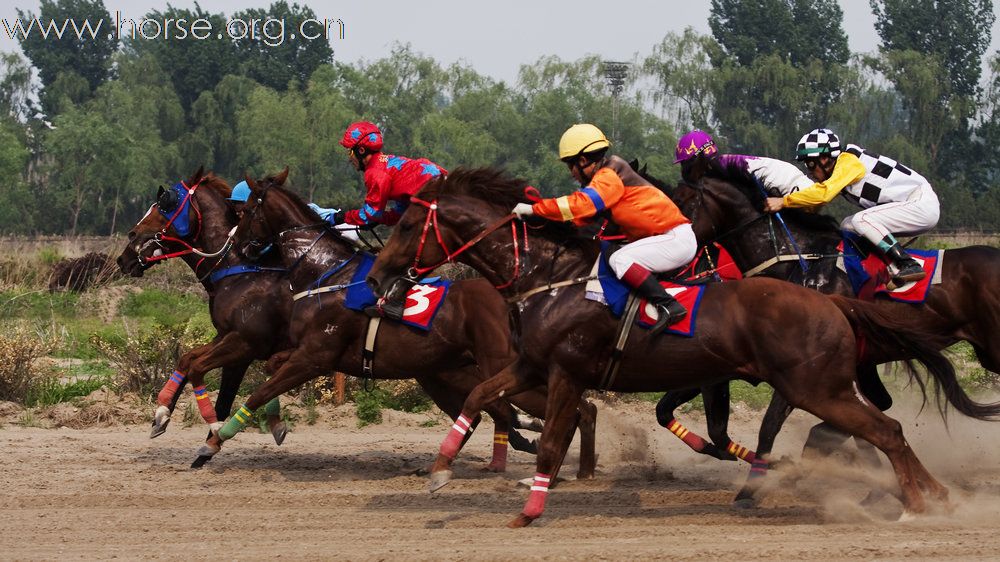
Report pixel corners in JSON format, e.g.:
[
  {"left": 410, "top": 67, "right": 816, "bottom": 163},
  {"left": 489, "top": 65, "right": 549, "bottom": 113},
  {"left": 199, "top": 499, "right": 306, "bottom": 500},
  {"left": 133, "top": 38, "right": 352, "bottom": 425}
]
[
  {"left": 137, "top": 179, "right": 236, "bottom": 275},
  {"left": 405, "top": 195, "right": 527, "bottom": 290},
  {"left": 239, "top": 186, "right": 330, "bottom": 276}
]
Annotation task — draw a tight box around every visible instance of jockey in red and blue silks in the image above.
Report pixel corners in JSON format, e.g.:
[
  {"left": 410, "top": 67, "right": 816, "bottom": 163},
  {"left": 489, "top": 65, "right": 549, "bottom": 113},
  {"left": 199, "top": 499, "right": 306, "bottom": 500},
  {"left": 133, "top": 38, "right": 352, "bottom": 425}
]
[{"left": 337, "top": 121, "right": 447, "bottom": 228}]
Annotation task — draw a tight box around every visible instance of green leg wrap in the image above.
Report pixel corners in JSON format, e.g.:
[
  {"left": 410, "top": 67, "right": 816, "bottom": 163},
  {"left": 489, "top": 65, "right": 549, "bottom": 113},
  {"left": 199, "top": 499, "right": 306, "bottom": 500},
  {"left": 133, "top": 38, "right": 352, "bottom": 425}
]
[
  {"left": 264, "top": 397, "right": 281, "bottom": 416},
  {"left": 219, "top": 404, "right": 253, "bottom": 441},
  {"left": 876, "top": 234, "right": 898, "bottom": 253}
]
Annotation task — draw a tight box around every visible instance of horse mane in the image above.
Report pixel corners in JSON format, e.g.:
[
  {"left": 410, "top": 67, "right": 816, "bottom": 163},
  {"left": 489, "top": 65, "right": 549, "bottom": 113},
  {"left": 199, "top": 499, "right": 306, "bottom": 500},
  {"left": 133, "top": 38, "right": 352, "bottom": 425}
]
[
  {"left": 257, "top": 175, "right": 323, "bottom": 223},
  {"left": 431, "top": 167, "right": 596, "bottom": 245}
]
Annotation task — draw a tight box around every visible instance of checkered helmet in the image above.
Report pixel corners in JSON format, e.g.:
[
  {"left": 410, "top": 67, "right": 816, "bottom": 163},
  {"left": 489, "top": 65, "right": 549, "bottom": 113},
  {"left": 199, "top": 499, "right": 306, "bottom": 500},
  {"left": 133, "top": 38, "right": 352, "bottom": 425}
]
[{"left": 795, "top": 128, "right": 841, "bottom": 161}]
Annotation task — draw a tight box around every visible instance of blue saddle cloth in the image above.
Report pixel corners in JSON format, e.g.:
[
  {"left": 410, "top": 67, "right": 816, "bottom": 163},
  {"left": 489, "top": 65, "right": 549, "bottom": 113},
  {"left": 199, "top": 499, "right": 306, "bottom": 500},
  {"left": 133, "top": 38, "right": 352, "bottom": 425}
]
[{"left": 343, "top": 253, "right": 449, "bottom": 331}]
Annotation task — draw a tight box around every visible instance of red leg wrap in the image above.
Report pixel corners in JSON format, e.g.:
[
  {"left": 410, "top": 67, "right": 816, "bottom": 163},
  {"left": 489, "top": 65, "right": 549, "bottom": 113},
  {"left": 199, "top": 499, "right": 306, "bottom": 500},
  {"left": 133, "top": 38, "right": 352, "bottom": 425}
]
[
  {"left": 726, "top": 441, "right": 758, "bottom": 464},
  {"left": 440, "top": 414, "right": 473, "bottom": 459},
  {"left": 523, "top": 473, "right": 551, "bottom": 518},
  {"left": 193, "top": 385, "right": 217, "bottom": 424},
  {"left": 156, "top": 371, "right": 185, "bottom": 407},
  {"left": 665, "top": 419, "right": 709, "bottom": 452},
  {"left": 489, "top": 432, "right": 509, "bottom": 470}
]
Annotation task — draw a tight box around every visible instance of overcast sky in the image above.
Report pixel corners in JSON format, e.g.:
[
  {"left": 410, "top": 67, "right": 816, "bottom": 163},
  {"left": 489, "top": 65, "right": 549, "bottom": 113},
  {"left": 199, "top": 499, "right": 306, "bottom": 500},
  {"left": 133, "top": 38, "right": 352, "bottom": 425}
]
[{"left": 1, "top": 0, "right": 998, "bottom": 85}]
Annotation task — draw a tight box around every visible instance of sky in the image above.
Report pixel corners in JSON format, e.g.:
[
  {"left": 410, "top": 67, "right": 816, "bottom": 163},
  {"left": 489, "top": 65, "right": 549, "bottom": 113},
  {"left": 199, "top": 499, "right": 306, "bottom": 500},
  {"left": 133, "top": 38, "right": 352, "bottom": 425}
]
[{"left": 0, "top": 0, "right": 998, "bottom": 85}]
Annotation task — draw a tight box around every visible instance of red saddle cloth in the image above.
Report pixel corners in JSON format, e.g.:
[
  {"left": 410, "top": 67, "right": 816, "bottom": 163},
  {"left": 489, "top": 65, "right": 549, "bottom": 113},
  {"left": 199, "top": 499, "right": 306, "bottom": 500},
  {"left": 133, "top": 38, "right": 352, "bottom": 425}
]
[
  {"left": 838, "top": 241, "right": 939, "bottom": 304},
  {"left": 636, "top": 282, "right": 705, "bottom": 337}
]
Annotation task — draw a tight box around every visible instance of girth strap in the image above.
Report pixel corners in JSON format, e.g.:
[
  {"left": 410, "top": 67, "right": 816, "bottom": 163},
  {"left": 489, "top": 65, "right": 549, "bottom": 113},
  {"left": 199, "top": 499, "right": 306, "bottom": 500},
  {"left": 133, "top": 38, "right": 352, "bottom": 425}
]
[
  {"left": 362, "top": 316, "right": 381, "bottom": 378},
  {"left": 742, "top": 253, "right": 836, "bottom": 278},
  {"left": 598, "top": 292, "right": 640, "bottom": 392}
]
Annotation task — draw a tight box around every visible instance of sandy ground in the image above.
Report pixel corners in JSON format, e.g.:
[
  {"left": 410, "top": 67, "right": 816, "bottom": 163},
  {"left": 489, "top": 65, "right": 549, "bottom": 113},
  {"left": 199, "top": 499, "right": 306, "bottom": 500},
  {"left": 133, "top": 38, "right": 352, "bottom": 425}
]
[{"left": 2, "top": 397, "right": 1000, "bottom": 561}]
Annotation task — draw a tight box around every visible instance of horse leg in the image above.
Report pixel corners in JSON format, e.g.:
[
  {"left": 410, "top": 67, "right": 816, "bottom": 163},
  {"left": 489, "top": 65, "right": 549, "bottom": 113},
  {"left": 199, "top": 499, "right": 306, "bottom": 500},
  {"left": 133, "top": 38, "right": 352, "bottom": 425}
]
[
  {"left": 704, "top": 382, "right": 754, "bottom": 462},
  {"left": 575, "top": 399, "right": 598, "bottom": 480},
  {"left": 656, "top": 387, "right": 717, "bottom": 456},
  {"left": 733, "top": 391, "right": 794, "bottom": 508},
  {"left": 795, "top": 392, "right": 948, "bottom": 516},
  {"left": 184, "top": 333, "right": 256, "bottom": 432},
  {"left": 150, "top": 341, "right": 217, "bottom": 438},
  {"left": 196, "top": 342, "right": 343, "bottom": 463},
  {"left": 429, "top": 359, "right": 539, "bottom": 492},
  {"left": 508, "top": 366, "right": 584, "bottom": 528}
]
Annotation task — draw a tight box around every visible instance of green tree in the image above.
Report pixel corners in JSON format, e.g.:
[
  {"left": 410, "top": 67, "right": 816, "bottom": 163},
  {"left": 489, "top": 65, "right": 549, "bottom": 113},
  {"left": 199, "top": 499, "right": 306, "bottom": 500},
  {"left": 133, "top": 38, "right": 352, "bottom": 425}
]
[
  {"left": 125, "top": 5, "right": 237, "bottom": 111},
  {"left": 0, "top": 52, "right": 36, "bottom": 121},
  {"left": 709, "top": 0, "right": 849, "bottom": 67},
  {"left": 232, "top": 1, "right": 334, "bottom": 92},
  {"left": 16, "top": 0, "right": 116, "bottom": 115},
  {"left": 870, "top": 0, "right": 995, "bottom": 98}
]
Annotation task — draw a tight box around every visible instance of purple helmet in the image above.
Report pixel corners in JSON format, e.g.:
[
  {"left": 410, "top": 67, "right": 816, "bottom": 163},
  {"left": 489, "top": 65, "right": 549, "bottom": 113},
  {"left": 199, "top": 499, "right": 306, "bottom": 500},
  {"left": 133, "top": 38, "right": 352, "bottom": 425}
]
[{"left": 674, "top": 130, "right": 718, "bottom": 163}]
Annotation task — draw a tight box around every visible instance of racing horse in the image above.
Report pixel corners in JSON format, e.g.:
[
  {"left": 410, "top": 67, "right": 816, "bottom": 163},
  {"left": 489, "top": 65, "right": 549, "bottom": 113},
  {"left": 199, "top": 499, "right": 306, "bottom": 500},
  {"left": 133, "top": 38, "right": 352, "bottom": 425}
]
[
  {"left": 206, "top": 168, "right": 597, "bottom": 477},
  {"left": 649, "top": 168, "right": 1000, "bottom": 503},
  {"left": 117, "top": 167, "right": 569, "bottom": 470},
  {"left": 366, "top": 167, "right": 1000, "bottom": 527}
]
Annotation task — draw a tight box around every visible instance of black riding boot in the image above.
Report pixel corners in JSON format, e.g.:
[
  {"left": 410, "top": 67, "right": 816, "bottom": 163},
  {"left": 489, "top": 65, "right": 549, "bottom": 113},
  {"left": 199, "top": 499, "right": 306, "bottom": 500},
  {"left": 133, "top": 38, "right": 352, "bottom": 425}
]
[
  {"left": 364, "top": 298, "right": 405, "bottom": 321},
  {"left": 883, "top": 238, "right": 925, "bottom": 284},
  {"left": 635, "top": 275, "right": 687, "bottom": 335}
]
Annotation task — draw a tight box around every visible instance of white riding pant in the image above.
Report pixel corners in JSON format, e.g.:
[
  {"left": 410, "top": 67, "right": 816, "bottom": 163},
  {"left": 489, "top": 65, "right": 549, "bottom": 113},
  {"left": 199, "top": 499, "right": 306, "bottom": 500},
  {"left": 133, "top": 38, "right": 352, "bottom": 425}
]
[
  {"left": 608, "top": 223, "right": 698, "bottom": 277},
  {"left": 841, "top": 183, "right": 940, "bottom": 245}
]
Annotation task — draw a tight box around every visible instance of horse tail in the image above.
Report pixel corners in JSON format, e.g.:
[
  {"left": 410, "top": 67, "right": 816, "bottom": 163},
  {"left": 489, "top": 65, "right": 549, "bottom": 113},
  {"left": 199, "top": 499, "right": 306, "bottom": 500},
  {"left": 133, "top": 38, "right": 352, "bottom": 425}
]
[{"left": 829, "top": 294, "right": 1000, "bottom": 421}]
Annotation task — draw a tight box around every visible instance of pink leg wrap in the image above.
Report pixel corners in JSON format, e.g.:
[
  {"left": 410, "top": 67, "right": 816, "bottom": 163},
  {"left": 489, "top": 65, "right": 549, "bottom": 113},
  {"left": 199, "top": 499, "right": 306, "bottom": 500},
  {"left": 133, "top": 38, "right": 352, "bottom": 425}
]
[
  {"left": 665, "top": 419, "right": 709, "bottom": 452},
  {"left": 440, "top": 414, "right": 474, "bottom": 459},
  {"left": 192, "top": 385, "right": 217, "bottom": 424},
  {"left": 157, "top": 371, "right": 185, "bottom": 407},
  {"left": 489, "top": 431, "right": 509, "bottom": 469},
  {"left": 726, "top": 441, "right": 758, "bottom": 464},
  {"left": 523, "top": 473, "right": 552, "bottom": 518}
]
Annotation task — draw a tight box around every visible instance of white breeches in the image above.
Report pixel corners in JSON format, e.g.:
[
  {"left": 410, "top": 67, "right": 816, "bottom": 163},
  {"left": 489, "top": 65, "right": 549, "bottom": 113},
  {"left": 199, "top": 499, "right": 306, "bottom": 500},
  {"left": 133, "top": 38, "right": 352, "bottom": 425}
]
[
  {"left": 608, "top": 222, "right": 698, "bottom": 277},
  {"left": 841, "top": 183, "right": 940, "bottom": 244}
]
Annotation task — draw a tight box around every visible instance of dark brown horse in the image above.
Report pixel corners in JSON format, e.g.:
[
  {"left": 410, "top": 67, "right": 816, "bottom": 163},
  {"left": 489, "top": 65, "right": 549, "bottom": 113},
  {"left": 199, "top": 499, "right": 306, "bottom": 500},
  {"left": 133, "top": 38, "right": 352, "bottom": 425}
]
[
  {"left": 651, "top": 169, "right": 1000, "bottom": 504},
  {"left": 208, "top": 169, "right": 597, "bottom": 478},
  {"left": 117, "top": 167, "right": 292, "bottom": 460},
  {"left": 367, "top": 167, "right": 999, "bottom": 527},
  {"left": 117, "top": 168, "right": 557, "bottom": 470}
]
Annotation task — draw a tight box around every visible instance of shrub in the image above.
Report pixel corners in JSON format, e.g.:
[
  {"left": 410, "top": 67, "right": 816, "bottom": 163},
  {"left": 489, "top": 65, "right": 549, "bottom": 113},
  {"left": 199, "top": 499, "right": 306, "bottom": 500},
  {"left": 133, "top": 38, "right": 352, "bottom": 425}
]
[{"left": 0, "top": 328, "right": 56, "bottom": 402}]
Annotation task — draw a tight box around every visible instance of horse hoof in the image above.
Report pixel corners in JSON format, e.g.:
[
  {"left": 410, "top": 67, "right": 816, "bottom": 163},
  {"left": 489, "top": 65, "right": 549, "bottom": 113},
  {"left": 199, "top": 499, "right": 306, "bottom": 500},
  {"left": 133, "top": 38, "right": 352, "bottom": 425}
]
[
  {"left": 428, "top": 470, "right": 453, "bottom": 493},
  {"left": 190, "top": 455, "right": 213, "bottom": 469},
  {"left": 271, "top": 422, "right": 288, "bottom": 446},
  {"left": 897, "top": 510, "right": 918, "bottom": 522},
  {"left": 507, "top": 513, "right": 536, "bottom": 528},
  {"left": 149, "top": 419, "right": 170, "bottom": 439},
  {"left": 481, "top": 463, "right": 506, "bottom": 473},
  {"left": 732, "top": 497, "right": 759, "bottom": 510}
]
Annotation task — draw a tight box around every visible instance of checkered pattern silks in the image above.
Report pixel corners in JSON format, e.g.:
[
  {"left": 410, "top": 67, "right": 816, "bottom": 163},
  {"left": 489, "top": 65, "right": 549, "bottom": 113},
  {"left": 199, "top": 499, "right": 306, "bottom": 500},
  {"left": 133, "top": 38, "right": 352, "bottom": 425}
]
[
  {"left": 795, "top": 128, "right": 841, "bottom": 160},
  {"left": 840, "top": 144, "right": 930, "bottom": 208}
]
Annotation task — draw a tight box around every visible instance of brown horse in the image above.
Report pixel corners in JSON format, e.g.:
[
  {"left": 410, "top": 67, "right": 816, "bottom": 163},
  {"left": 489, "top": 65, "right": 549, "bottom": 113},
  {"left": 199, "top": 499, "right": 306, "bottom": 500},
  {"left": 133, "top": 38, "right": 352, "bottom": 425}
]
[
  {"left": 117, "top": 167, "right": 292, "bottom": 461},
  {"left": 652, "top": 169, "right": 1000, "bottom": 504},
  {"left": 116, "top": 168, "right": 558, "bottom": 470},
  {"left": 367, "top": 167, "right": 999, "bottom": 527},
  {"left": 208, "top": 169, "right": 597, "bottom": 478}
]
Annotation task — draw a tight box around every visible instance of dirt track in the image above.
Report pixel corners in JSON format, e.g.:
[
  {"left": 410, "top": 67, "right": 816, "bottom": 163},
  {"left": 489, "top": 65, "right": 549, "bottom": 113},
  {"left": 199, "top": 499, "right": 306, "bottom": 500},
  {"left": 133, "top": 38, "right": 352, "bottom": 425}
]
[{"left": 2, "top": 399, "right": 1000, "bottom": 560}]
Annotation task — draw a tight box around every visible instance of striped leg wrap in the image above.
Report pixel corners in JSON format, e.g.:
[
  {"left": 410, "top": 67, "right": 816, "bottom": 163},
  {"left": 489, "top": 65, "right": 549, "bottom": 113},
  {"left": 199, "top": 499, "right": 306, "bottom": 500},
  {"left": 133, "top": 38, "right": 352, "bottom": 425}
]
[
  {"left": 156, "top": 371, "right": 186, "bottom": 407},
  {"left": 726, "top": 441, "right": 758, "bottom": 464},
  {"left": 440, "top": 414, "right": 474, "bottom": 459},
  {"left": 748, "top": 459, "right": 769, "bottom": 478},
  {"left": 192, "top": 385, "right": 217, "bottom": 424},
  {"left": 219, "top": 404, "right": 253, "bottom": 441},
  {"left": 523, "top": 473, "right": 552, "bottom": 518},
  {"left": 665, "top": 419, "right": 709, "bottom": 452},
  {"left": 490, "top": 431, "right": 509, "bottom": 468}
]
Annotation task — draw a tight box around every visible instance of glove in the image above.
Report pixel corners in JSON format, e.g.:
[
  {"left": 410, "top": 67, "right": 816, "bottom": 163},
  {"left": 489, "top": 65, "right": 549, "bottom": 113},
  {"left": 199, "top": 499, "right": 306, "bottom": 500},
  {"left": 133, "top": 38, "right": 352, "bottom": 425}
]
[
  {"left": 512, "top": 203, "right": 535, "bottom": 218},
  {"left": 331, "top": 209, "right": 346, "bottom": 225}
]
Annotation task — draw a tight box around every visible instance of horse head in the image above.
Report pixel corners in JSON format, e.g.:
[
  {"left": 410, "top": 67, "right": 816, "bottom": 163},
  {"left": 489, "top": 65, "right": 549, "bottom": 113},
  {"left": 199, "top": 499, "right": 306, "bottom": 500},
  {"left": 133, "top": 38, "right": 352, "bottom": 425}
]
[
  {"left": 116, "top": 166, "right": 236, "bottom": 277},
  {"left": 368, "top": 167, "right": 564, "bottom": 300}
]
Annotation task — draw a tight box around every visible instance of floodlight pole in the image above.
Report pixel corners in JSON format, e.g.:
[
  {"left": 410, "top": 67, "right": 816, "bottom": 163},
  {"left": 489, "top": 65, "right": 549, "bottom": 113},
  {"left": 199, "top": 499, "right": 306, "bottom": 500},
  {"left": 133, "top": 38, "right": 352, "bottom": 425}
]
[{"left": 602, "top": 61, "right": 630, "bottom": 143}]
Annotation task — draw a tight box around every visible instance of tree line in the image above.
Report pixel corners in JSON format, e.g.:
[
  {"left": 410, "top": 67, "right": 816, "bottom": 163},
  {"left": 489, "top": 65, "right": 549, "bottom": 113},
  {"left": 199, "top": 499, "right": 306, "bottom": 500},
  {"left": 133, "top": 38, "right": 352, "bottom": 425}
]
[{"left": 0, "top": 0, "right": 996, "bottom": 235}]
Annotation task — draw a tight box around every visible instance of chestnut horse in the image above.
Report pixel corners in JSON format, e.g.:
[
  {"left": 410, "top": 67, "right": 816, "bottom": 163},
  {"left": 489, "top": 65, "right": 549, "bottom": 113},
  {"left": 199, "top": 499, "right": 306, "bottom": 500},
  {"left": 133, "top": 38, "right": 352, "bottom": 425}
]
[
  {"left": 649, "top": 168, "right": 1000, "bottom": 504},
  {"left": 117, "top": 167, "right": 563, "bottom": 470},
  {"left": 367, "top": 167, "right": 999, "bottom": 527},
  {"left": 208, "top": 169, "right": 597, "bottom": 477}
]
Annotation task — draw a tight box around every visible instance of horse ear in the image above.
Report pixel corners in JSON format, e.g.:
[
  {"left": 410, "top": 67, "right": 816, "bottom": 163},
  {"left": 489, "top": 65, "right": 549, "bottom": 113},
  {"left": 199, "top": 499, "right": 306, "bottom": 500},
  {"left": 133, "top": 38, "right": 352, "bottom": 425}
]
[
  {"left": 274, "top": 166, "right": 289, "bottom": 186},
  {"left": 189, "top": 165, "right": 205, "bottom": 186},
  {"left": 157, "top": 185, "right": 165, "bottom": 198}
]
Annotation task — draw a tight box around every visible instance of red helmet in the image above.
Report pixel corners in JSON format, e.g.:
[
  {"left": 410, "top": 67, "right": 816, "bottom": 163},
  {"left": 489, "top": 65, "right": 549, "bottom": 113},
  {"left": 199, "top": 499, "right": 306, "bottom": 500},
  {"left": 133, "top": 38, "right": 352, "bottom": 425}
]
[{"left": 340, "top": 121, "right": 383, "bottom": 152}]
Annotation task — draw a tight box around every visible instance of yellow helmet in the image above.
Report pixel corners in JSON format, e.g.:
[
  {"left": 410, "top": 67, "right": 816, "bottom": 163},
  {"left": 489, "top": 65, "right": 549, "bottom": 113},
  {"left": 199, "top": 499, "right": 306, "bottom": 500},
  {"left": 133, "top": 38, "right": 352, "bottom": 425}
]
[{"left": 558, "top": 124, "right": 611, "bottom": 160}]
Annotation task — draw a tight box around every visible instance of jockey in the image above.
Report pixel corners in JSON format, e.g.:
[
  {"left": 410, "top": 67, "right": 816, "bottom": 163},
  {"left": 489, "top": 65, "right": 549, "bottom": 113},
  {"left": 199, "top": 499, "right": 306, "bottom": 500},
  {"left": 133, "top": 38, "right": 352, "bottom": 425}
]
[
  {"left": 339, "top": 120, "right": 448, "bottom": 320},
  {"left": 764, "top": 128, "right": 939, "bottom": 284},
  {"left": 511, "top": 124, "right": 696, "bottom": 334},
  {"left": 674, "top": 129, "right": 813, "bottom": 194}
]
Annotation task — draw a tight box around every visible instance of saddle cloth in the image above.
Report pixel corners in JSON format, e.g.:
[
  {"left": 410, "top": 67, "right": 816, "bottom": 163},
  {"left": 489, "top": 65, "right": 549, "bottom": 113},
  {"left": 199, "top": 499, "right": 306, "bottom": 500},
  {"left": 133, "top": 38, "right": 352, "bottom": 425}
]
[
  {"left": 344, "top": 253, "right": 450, "bottom": 331},
  {"left": 837, "top": 234, "right": 942, "bottom": 304}
]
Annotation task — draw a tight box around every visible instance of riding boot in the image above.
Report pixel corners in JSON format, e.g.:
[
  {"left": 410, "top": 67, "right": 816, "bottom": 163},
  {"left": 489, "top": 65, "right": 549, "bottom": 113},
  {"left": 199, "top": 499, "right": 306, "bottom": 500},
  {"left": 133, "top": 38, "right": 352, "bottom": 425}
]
[
  {"left": 880, "top": 235, "right": 925, "bottom": 284},
  {"left": 364, "top": 298, "right": 405, "bottom": 321},
  {"left": 621, "top": 264, "right": 686, "bottom": 335}
]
